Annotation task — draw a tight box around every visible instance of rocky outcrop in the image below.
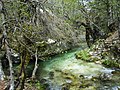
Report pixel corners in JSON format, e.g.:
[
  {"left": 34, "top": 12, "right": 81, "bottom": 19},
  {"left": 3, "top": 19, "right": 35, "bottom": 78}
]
[
  {"left": 35, "top": 9, "right": 81, "bottom": 59},
  {"left": 76, "top": 31, "right": 120, "bottom": 68}
]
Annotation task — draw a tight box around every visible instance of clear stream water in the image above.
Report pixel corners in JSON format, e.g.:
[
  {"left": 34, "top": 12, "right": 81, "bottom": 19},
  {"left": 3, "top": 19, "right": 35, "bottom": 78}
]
[{"left": 37, "top": 45, "right": 120, "bottom": 90}]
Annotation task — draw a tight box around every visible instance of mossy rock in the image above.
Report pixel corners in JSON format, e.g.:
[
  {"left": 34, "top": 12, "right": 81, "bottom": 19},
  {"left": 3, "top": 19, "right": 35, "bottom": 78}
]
[
  {"left": 79, "top": 80, "right": 95, "bottom": 89},
  {"left": 61, "top": 83, "right": 70, "bottom": 90},
  {"left": 63, "top": 74, "right": 76, "bottom": 82}
]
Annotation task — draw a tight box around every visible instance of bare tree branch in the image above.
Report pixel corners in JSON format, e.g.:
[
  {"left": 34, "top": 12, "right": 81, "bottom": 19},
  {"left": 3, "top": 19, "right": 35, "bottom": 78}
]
[{"left": 80, "top": 8, "right": 102, "bottom": 30}]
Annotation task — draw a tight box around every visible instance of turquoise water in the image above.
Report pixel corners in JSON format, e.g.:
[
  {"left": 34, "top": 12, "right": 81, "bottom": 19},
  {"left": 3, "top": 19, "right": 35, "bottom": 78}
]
[{"left": 37, "top": 46, "right": 120, "bottom": 90}]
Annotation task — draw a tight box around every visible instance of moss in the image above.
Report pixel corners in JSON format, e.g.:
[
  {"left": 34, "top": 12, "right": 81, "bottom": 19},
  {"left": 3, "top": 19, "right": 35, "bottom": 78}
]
[
  {"left": 35, "top": 81, "right": 45, "bottom": 90},
  {"left": 76, "top": 41, "right": 120, "bottom": 68},
  {"left": 27, "top": 80, "right": 45, "bottom": 90},
  {"left": 76, "top": 49, "right": 90, "bottom": 61},
  {"left": 79, "top": 80, "right": 97, "bottom": 90},
  {"left": 76, "top": 49, "right": 120, "bottom": 68},
  {"left": 102, "top": 60, "right": 120, "bottom": 68}
]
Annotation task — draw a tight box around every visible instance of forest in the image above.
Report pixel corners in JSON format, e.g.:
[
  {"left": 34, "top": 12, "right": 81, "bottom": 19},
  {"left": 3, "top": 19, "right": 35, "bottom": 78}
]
[{"left": 0, "top": 0, "right": 120, "bottom": 90}]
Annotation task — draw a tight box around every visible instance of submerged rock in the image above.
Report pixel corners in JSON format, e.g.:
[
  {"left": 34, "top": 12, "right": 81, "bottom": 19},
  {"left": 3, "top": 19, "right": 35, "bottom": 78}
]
[
  {"left": 38, "top": 47, "right": 120, "bottom": 90},
  {"left": 49, "top": 71, "right": 54, "bottom": 79},
  {"left": 79, "top": 75, "right": 85, "bottom": 79},
  {"left": 112, "top": 70, "right": 120, "bottom": 75},
  {"left": 99, "top": 73, "right": 112, "bottom": 81},
  {"left": 61, "top": 83, "right": 70, "bottom": 90},
  {"left": 40, "top": 78, "right": 47, "bottom": 84}
]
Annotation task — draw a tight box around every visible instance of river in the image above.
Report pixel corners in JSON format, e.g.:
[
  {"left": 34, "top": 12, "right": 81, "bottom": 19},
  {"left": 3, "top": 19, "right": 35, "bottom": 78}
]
[{"left": 37, "top": 44, "right": 120, "bottom": 90}]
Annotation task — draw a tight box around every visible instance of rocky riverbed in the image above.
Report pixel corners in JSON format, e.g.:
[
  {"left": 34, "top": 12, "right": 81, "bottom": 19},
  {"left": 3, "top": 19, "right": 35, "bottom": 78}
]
[{"left": 37, "top": 46, "right": 120, "bottom": 90}]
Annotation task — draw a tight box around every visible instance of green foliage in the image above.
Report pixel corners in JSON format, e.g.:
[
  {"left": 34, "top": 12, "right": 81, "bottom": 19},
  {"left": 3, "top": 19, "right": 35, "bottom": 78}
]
[
  {"left": 0, "top": 0, "right": 48, "bottom": 89},
  {"left": 34, "top": 81, "right": 45, "bottom": 90},
  {"left": 4, "top": 1, "right": 32, "bottom": 20},
  {"left": 47, "top": 0, "right": 120, "bottom": 34},
  {"left": 76, "top": 49, "right": 90, "bottom": 61},
  {"left": 45, "top": 0, "right": 84, "bottom": 25},
  {"left": 2, "top": 0, "right": 47, "bottom": 55},
  {"left": 24, "top": 80, "right": 45, "bottom": 90},
  {"left": 102, "top": 60, "right": 112, "bottom": 66}
]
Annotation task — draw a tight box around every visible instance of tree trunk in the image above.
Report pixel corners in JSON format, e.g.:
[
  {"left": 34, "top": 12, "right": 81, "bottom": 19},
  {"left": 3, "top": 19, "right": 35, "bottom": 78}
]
[
  {"left": 118, "top": 17, "right": 120, "bottom": 40},
  {"left": 20, "top": 49, "right": 26, "bottom": 90},
  {"left": 1, "top": 1, "right": 14, "bottom": 89},
  {"left": 5, "top": 43, "right": 14, "bottom": 90},
  {"left": 32, "top": 49, "right": 38, "bottom": 79},
  {"left": 106, "top": 0, "right": 112, "bottom": 34},
  {"left": 3, "top": 28, "right": 14, "bottom": 90},
  {"left": 0, "top": 57, "right": 4, "bottom": 81}
]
